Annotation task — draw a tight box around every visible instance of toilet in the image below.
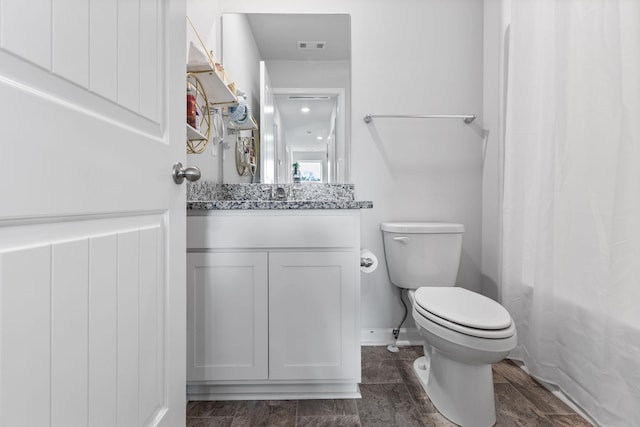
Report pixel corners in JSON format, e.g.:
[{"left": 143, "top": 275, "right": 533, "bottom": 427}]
[{"left": 381, "top": 222, "right": 517, "bottom": 427}]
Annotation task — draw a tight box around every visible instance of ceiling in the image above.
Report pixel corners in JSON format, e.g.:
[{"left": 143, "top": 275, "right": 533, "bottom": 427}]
[
  {"left": 274, "top": 95, "right": 337, "bottom": 152},
  {"left": 245, "top": 14, "right": 350, "bottom": 61}
]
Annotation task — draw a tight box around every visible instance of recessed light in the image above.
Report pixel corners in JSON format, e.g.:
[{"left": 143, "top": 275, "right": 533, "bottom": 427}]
[
  {"left": 316, "top": 136, "right": 323, "bottom": 140},
  {"left": 301, "top": 107, "right": 310, "bottom": 113}
]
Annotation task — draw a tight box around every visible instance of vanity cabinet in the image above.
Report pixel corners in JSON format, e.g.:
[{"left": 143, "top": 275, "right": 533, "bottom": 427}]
[{"left": 186, "top": 210, "right": 361, "bottom": 400}]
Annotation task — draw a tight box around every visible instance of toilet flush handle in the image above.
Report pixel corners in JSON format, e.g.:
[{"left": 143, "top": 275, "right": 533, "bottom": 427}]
[{"left": 393, "top": 236, "right": 410, "bottom": 244}]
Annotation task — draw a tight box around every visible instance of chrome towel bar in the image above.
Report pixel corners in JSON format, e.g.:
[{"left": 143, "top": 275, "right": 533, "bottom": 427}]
[{"left": 363, "top": 114, "right": 477, "bottom": 124}]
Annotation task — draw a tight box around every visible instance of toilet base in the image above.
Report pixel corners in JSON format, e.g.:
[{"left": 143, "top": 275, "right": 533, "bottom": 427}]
[{"left": 413, "top": 352, "right": 496, "bottom": 427}]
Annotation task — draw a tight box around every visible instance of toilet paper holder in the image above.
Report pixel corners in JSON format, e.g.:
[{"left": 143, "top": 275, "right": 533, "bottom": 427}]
[
  {"left": 360, "top": 249, "right": 378, "bottom": 274},
  {"left": 360, "top": 257, "right": 374, "bottom": 268}
]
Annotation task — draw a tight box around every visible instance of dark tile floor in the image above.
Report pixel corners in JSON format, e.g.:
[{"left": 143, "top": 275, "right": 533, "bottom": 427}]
[{"left": 187, "top": 346, "right": 593, "bottom": 427}]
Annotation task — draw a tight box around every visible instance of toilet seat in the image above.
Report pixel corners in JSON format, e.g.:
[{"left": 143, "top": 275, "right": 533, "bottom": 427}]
[{"left": 413, "top": 288, "right": 515, "bottom": 339}]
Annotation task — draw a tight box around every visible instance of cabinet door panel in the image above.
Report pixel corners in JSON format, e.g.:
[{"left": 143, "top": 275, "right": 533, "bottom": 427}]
[
  {"left": 269, "top": 252, "right": 358, "bottom": 380},
  {"left": 187, "top": 253, "right": 268, "bottom": 381}
]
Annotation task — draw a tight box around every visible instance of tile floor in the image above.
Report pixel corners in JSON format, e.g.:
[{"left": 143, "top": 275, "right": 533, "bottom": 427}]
[{"left": 186, "top": 346, "right": 593, "bottom": 427}]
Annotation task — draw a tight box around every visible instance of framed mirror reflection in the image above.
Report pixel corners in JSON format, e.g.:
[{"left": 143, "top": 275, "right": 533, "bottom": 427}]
[{"left": 222, "top": 13, "right": 351, "bottom": 184}]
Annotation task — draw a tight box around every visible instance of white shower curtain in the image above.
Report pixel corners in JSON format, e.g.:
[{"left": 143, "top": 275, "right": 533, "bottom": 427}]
[{"left": 501, "top": 1, "right": 640, "bottom": 426}]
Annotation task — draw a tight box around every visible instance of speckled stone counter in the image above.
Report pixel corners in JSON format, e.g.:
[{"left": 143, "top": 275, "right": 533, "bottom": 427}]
[{"left": 187, "top": 182, "right": 373, "bottom": 210}]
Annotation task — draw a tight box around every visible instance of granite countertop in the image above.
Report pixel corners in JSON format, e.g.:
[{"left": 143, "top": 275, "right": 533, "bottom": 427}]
[
  {"left": 187, "top": 182, "right": 373, "bottom": 211},
  {"left": 188, "top": 199, "right": 373, "bottom": 210}
]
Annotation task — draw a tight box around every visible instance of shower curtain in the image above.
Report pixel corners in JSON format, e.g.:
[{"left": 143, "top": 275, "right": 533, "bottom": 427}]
[{"left": 501, "top": 1, "right": 640, "bottom": 425}]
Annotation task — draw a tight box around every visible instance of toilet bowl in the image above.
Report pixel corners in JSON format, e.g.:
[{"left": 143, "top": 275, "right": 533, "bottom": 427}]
[
  {"left": 381, "top": 222, "right": 517, "bottom": 427},
  {"left": 409, "top": 288, "right": 517, "bottom": 427}
]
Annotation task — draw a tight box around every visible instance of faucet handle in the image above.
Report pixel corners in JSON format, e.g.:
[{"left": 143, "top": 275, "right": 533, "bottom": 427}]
[{"left": 271, "top": 186, "right": 286, "bottom": 200}]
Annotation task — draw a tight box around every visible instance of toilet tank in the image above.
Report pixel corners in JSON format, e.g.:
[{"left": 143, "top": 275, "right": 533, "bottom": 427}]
[{"left": 381, "top": 222, "right": 464, "bottom": 290}]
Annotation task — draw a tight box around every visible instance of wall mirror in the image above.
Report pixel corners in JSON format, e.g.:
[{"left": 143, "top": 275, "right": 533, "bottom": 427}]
[{"left": 222, "top": 13, "right": 351, "bottom": 184}]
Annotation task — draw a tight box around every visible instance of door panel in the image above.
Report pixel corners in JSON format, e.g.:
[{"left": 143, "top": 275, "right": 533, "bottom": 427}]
[
  {"left": 52, "top": 0, "right": 89, "bottom": 86},
  {"left": 117, "top": 0, "right": 142, "bottom": 112},
  {"left": 187, "top": 252, "right": 269, "bottom": 381},
  {"left": 1, "top": 0, "right": 52, "bottom": 68},
  {"left": 269, "top": 252, "right": 357, "bottom": 380},
  {"left": 88, "top": 235, "right": 118, "bottom": 427},
  {"left": 51, "top": 239, "right": 90, "bottom": 427},
  {"left": 0, "top": 0, "right": 185, "bottom": 425},
  {"left": 0, "top": 216, "right": 167, "bottom": 426},
  {"left": 89, "top": 0, "right": 118, "bottom": 100},
  {"left": 0, "top": 246, "right": 51, "bottom": 426}
]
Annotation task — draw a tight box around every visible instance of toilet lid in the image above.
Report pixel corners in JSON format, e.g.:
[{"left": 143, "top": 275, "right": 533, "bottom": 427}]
[{"left": 414, "top": 287, "right": 513, "bottom": 331}]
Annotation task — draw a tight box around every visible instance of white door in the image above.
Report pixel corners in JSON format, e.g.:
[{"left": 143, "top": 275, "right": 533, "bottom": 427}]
[{"left": 0, "top": 1, "right": 186, "bottom": 426}]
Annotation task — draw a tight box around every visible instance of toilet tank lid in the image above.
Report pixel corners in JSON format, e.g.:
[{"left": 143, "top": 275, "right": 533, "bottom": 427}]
[{"left": 381, "top": 222, "right": 465, "bottom": 234}]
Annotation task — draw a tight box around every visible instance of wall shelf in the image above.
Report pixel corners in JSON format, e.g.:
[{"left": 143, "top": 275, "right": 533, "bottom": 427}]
[
  {"left": 227, "top": 112, "right": 259, "bottom": 132},
  {"left": 187, "top": 123, "right": 207, "bottom": 141},
  {"left": 187, "top": 16, "right": 238, "bottom": 108},
  {"left": 186, "top": 73, "right": 212, "bottom": 154},
  {"left": 187, "top": 66, "right": 237, "bottom": 107}
]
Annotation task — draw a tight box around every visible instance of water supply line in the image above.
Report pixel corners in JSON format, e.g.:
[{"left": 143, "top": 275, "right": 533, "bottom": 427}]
[{"left": 387, "top": 288, "right": 408, "bottom": 353}]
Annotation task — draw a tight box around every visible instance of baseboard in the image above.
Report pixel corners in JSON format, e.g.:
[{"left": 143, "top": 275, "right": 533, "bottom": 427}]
[
  {"left": 360, "top": 328, "right": 423, "bottom": 346},
  {"left": 187, "top": 382, "right": 361, "bottom": 401}
]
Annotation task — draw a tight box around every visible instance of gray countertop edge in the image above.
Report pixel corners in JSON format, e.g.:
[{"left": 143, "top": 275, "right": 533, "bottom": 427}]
[{"left": 187, "top": 200, "right": 374, "bottom": 210}]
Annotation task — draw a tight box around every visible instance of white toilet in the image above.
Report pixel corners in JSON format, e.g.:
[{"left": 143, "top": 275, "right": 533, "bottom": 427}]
[{"left": 381, "top": 222, "right": 517, "bottom": 427}]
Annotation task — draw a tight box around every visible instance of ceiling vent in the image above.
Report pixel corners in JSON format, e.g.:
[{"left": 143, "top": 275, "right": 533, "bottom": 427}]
[{"left": 298, "top": 41, "right": 326, "bottom": 50}]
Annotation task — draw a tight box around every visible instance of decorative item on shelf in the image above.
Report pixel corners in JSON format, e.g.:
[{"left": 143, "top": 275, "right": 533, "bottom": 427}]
[
  {"left": 186, "top": 73, "right": 211, "bottom": 154},
  {"left": 292, "top": 162, "right": 301, "bottom": 183},
  {"left": 226, "top": 111, "right": 259, "bottom": 133},
  {"left": 229, "top": 101, "right": 248, "bottom": 125},
  {"left": 225, "top": 88, "right": 259, "bottom": 133},
  {"left": 186, "top": 87, "right": 196, "bottom": 127},
  {"left": 235, "top": 133, "right": 258, "bottom": 177}
]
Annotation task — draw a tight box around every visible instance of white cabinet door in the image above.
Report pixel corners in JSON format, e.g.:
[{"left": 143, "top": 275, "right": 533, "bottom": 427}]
[
  {"left": 0, "top": 1, "right": 185, "bottom": 426},
  {"left": 269, "top": 251, "right": 358, "bottom": 380},
  {"left": 187, "top": 252, "right": 268, "bottom": 381}
]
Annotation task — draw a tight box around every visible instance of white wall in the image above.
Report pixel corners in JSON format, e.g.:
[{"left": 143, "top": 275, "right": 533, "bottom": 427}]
[
  {"left": 354, "top": 0, "right": 484, "bottom": 333},
  {"left": 220, "top": 14, "right": 262, "bottom": 184},
  {"left": 186, "top": 0, "right": 223, "bottom": 182},
  {"left": 221, "top": 14, "right": 261, "bottom": 120},
  {"left": 188, "top": 0, "right": 485, "bottom": 337},
  {"left": 481, "top": 0, "right": 507, "bottom": 302},
  {"left": 186, "top": 6, "right": 263, "bottom": 183}
]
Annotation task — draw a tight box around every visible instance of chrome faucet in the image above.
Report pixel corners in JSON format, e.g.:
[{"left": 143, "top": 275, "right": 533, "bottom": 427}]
[{"left": 271, "top": 186, "right": 287, "bottom": 200}]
